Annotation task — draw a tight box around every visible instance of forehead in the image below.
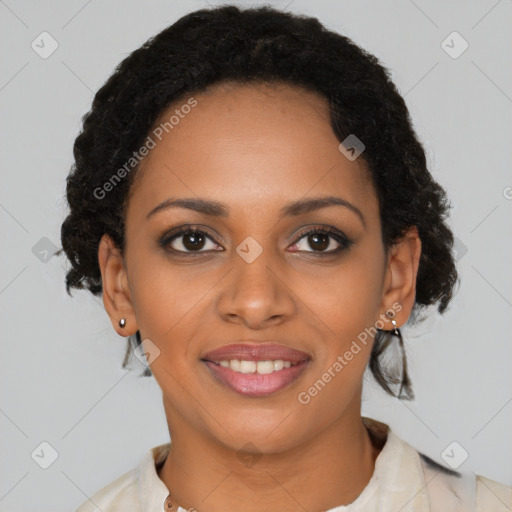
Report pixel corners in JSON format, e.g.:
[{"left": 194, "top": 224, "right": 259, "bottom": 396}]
[{"left": 127, "top": 82, "right": 377, "bottom": 223}]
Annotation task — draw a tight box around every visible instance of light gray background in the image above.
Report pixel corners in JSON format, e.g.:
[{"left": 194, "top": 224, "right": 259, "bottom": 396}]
[{"left": 1, "top": 0, "right": 511, "bottom": 510}]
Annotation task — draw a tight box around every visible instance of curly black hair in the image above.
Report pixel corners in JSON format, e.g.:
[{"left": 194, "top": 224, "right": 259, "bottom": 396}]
[{"left": 57, "top": 4, "right": 459, "bottom": 399}]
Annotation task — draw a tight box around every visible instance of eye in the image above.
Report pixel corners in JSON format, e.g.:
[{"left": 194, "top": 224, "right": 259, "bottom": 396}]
[
  {"left": 290, "top": 226, "right": 353, "bottom": 255},
  {"left": 159, "top": 226, "right": 222, "bottom": 254}
]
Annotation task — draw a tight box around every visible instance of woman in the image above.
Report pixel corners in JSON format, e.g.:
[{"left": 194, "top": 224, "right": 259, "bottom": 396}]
[{"left": 58, "top": 5, "right": 511, "bottom": 511}]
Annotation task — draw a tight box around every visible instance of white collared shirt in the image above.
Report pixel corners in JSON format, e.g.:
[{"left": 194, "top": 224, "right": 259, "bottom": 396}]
[{"left": 75, "top": 418, "right": 511, "bottom": 511}]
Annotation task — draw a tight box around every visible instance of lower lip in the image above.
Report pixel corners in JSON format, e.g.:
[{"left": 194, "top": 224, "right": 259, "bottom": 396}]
[{"left": 203, "top": 360, "right": 309, "bottom": 397}]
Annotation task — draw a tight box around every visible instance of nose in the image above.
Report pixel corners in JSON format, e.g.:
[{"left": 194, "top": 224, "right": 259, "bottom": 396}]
[{"left": 216, "top": 247, "right": 296, "bottom": 329}]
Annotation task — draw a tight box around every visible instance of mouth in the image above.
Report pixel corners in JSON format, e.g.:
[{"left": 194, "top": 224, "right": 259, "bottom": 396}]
[{"left": 201, "top": 343, "right": 311, "bottom": 397}]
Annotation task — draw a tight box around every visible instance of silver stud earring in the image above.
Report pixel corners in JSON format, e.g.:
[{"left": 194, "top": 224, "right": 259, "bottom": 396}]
[{"left": 119, "top": 318, "right": 126, "bottom": 328}]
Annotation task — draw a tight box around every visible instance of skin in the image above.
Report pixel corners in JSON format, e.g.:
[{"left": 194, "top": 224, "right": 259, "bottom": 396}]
[{"left": 98, "top": 81, "right": 421, "bottom": 512}]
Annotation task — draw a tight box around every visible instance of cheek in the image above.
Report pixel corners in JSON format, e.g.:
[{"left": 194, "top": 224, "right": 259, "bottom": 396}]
[
  {"left": 300, "top": 254, "right": 384, "bottom": 343},
  {"left": 127, "top": 248, "right": 209, "bottom": 354}
]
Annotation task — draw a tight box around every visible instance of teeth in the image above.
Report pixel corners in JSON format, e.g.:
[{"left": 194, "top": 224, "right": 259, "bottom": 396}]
[
  {"left": 216, "top": 359, "right": 299, "bottom": 374},
  {"left": 256, "top": 361, "right": 274, "bottom": 374},
  {"left": 273, "top": 360, "right": 284, "bottom": 371},
  {"left": 240, "top": 360, "right": 256, "bottom": 374}
]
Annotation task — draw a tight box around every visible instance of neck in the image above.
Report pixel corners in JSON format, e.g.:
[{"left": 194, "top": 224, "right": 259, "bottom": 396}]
[{"left": 157, "top": 401, "right": 383, "bottom": 512}]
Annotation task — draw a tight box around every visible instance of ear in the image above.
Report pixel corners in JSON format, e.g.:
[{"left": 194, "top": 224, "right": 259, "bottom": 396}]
[
  {"left": 379, "top": 226, "right": 422, "bottom": 329},
  {"left": 98, "top": 233, "right": 138, "bottom": 336}
]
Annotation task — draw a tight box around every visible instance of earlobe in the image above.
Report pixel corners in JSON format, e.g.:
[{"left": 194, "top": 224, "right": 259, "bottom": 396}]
[
  {"left": 380, "top": 227, "right": 422, "bottom": 329},
  {"left": 98, "top": 233, "right": 137, "bottom": 336}
]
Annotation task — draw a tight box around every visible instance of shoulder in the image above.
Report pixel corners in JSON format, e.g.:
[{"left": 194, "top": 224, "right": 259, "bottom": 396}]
[
  {"left": 475, "top": 474, "right": 512, "bottom": 511},
  {"left": 362, "top": 417, "right": 511, "bottom": 512},
  {"left": 74, "top": 442, "right": 172, "bottom": 512},
  {"left": 419, "top": 449, "right": 512, "bottom": 511},
  {"left": 75, "top": 468, "right": 140, "bottom": 512}
]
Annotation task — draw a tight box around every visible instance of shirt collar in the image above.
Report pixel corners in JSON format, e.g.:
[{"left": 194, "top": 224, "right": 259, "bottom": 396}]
[
  {"left": 137, "top": 442, "right": 176, "bottom": 512},
  {"left": 324, "top": 416, "right": 430, "bottom": 511},
  {"left": 136, "top": 417, "right": 430, "bottom": 512}
]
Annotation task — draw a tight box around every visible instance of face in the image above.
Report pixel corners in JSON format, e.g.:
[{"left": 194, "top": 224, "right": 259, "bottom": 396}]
[{"left": 99, "top": 81, "right": 418, "bottom": 454}]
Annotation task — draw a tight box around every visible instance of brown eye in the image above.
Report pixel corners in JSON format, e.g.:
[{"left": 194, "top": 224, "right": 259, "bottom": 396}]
[
  {"left": 291, "top": 227, "right": 353, "bottom": 254},
  {"left": 306, "top": 232, "right": 330, "bottom": 251},
  {"left": 180, "top": 231, "right": 208, "bottom": 251},
  {"left": 160, "top": 228, "right": 221, "bottom": 254}
]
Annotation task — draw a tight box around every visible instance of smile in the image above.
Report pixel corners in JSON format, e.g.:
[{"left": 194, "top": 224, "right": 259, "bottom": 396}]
[
  {"left": 213, "top": 359, "right": 298, "bottom": 374},
  {"left": 202, "top": 358, "right": 310, "bottom": 397},
  {"left": 201, "top": 342, "right": 311, "bottom": 397}
]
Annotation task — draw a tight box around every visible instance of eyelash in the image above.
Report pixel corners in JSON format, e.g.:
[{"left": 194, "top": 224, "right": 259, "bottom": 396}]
[{"left": 159, "top": 224, "right": 353, "bottom": 257}]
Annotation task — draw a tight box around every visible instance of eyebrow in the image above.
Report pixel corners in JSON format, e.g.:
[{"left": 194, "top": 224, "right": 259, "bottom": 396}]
[
  {"left": 146, "top": 196, "right": 366, "bottom": 227},
  {"left": 146, "top": 198, "right": 229, "bottom": 219}
]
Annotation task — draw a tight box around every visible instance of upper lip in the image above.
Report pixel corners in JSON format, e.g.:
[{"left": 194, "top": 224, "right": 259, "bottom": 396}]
[{"left": 202, "top": 342, "right": 311, "bottom": 363}]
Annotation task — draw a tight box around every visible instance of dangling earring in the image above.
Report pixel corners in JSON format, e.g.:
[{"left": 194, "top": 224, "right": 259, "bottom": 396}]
[
  {"left": 119, "top": 318, "right": 126, "bottom": 328},
  {"left": 383, "top": 309, "right": 413, "bottom": 399}
]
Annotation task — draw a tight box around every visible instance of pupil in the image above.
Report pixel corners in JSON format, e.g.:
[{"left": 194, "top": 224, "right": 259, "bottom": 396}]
[
  {"left": 183, "top": 231, "right": 205, "bottom": 251},
  {"left": 309, "top": 233, "right": 328, "bottom": 251}
]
